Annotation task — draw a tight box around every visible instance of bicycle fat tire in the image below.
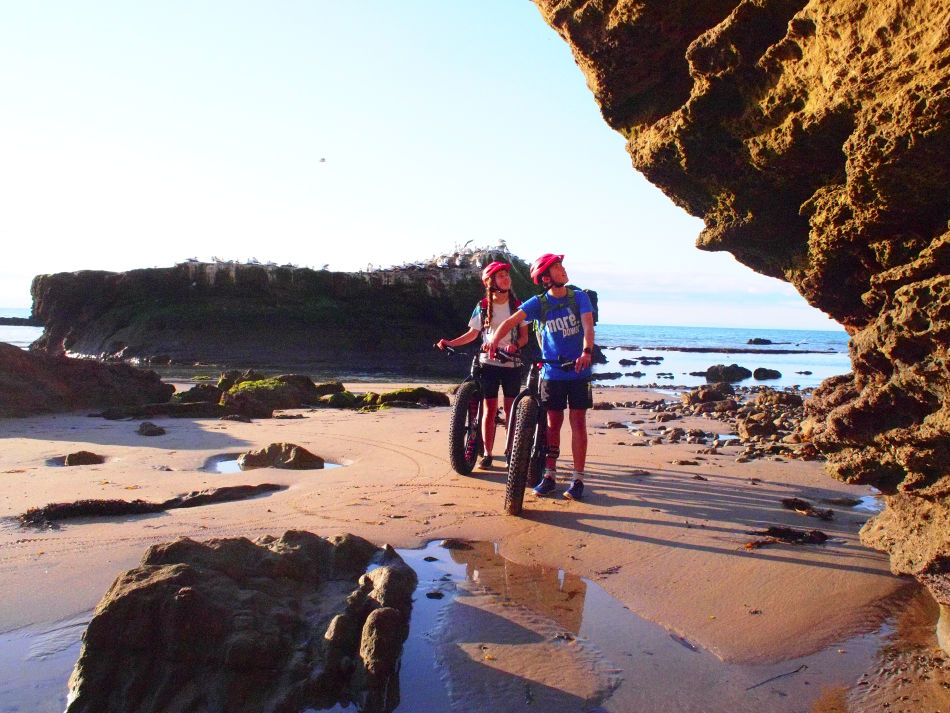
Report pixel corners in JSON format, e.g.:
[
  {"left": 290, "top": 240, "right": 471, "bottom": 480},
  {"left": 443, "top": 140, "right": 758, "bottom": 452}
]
[
  {"left": 527, "top": 419, "right": 545, "bottom": 489},
  {"left": 449, "top": 380, "right": 482, "bottom": 475},
  {"left": 505, "top": 397, "right": 539, "bottom": 515}
]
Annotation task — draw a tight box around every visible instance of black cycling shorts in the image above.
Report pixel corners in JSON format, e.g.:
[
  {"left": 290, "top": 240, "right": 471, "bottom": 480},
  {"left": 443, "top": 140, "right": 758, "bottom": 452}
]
[
  {"left": 540, "top": 378, "right": 593, "bottom": 411},
  {"left": 478, "top": 363, "right": 522, "bottom": 399}
]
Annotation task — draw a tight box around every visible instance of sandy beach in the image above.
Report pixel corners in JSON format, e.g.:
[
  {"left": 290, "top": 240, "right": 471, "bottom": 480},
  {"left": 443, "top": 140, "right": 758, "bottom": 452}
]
[{"left": 0, "top": 382, "right": 928, "bottom": 711}]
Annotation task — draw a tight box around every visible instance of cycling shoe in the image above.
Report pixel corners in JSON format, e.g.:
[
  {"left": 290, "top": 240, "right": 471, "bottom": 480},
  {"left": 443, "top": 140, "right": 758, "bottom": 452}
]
[
  {"left": 533, "top": 477, "right": 557, "bottom": 496},
  {"left": 563, "top": 480, "right": 585, "bottom": 500}
]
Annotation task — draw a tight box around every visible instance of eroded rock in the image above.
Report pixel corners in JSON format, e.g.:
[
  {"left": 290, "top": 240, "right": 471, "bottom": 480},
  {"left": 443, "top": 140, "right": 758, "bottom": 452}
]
[
  {"left": 66, "top": 532, "right": 417, "bottom": 713},
  {"left": 532, "top": 0, "right": 950, "bottom": 606}
]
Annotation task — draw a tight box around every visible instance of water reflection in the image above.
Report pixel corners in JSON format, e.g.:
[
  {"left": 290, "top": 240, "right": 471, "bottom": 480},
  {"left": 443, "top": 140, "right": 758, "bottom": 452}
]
[
  {"left": 443, "top": 541, "right": 586, "bottom": 636},
  {"left": 4, "top": 541, "right": 947, "bottom": 713}
]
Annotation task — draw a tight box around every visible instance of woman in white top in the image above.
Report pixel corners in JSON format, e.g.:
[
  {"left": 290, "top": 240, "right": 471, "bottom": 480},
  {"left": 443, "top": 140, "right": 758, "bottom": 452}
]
[{"left": 436, "top": 261, "right": 529, "bottom": 468}]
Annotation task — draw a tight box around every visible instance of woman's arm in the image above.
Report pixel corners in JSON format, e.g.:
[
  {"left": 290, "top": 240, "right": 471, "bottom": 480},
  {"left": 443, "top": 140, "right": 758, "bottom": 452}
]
[{"left": 436, "top": 327, "right": 480, "bottom": 350}]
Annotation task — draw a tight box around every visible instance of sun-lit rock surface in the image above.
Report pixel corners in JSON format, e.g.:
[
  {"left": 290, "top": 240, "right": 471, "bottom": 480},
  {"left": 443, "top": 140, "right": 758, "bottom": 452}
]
[
  {"left": 532, "top": 0, "right": 949, "bottom": 602},
  {"left": 66, "top": 532, "right": 416, "bottom": 713}
]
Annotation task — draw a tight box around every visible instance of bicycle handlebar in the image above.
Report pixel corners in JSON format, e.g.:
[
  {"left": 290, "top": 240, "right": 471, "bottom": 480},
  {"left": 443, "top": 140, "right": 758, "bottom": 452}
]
[{"left": 435, "top": 344, "right": 574, "bottom": 370}]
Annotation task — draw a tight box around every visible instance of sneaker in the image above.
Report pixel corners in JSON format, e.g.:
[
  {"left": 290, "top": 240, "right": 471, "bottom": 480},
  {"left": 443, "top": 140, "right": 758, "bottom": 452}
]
[
  {"left": 533, "top": 477, "right": 557, "bottom": 496},
  {"left": 563, "top": 480, "right": 584, "bottom": 500},
  {"left": 478, "top": 455, "right": 493, "bottom": 468}
]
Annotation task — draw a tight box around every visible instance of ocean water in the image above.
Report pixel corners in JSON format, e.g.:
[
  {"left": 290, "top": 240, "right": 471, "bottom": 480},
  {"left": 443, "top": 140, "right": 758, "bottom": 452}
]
[
  {"left": 0, "top": 307, "right": 42, "bottom": 349},
  {"left": 594, "top": 323, "right": 851, "bottom": 391},
  {"left": 0, "top": 308, "right": 852, "bottom": 391}
]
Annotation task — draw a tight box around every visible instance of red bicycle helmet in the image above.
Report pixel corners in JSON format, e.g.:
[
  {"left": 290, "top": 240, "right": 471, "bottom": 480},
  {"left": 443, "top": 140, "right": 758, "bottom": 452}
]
[
  {"left": 481, "top": 261, "right": 511, "bottom": 283},
  {"left": 530, "top": 253, "right": 563, "bottom": 284}
]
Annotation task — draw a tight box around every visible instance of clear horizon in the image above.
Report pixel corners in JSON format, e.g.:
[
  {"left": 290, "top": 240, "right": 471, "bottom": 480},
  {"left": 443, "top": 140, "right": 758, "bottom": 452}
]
[
  {"left": 0, "top": 3, "right": 843, "bottom": 331},
  {"left": 0, "top": 303, "right": 848, "bottom": 335}
]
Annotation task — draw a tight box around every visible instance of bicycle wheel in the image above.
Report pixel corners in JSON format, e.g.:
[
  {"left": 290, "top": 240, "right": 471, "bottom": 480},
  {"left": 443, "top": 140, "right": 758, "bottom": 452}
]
[
  {"left": 449, "top": 380, "right": 482, "bottom": 475},
  {"left": 505, "top": 397, "right": 539, "bottom": 515},
  {"left": 527, "top": 421, "right": 545, "bottom": 489}
]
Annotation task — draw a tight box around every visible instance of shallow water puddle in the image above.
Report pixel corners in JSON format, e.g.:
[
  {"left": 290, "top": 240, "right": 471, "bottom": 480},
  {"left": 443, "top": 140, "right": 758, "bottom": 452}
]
[
  {"left": 0, "top": 613, "right": 88, "bottom": 713},
  {"left": 203, "top": 454, "right": 343, "bottom": 473},
  {"left": 852, "top": 489, "right": 885, "bottom": 514},
  {"left": 2, "top": 541, "right": 944, "bottom": 713}
]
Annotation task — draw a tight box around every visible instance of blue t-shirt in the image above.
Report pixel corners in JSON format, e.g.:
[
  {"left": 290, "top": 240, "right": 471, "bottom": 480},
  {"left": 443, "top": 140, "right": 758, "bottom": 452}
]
[{"left": 520, "top": 289, "right": 593, "bottom": 381}]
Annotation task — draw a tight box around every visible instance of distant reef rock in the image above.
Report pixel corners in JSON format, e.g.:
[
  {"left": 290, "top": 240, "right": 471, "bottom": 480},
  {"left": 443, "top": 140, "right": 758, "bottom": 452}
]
[
  {"left": 29, "top": 250, "right": 547, "bottom": 375},
  {"left": 531, "top": 2, "right": 949, "bottom": 610}
]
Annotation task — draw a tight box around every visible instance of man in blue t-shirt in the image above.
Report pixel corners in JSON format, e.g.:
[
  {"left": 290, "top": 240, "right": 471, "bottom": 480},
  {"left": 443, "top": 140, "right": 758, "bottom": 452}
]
[{"left": 487, "top": 253, "right": 595, "bottom": 500}]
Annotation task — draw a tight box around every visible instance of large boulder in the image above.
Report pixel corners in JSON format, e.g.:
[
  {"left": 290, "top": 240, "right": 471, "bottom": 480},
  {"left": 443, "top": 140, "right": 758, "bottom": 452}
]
[
  {"left": 0, "top": 342, "right": 173, "bottom": 417},
  {"left": 66, "top": 532, "right": 417, "bottom": 713},
  {"left": 531, "top": 0, "right": 950, "bottom": 609}
]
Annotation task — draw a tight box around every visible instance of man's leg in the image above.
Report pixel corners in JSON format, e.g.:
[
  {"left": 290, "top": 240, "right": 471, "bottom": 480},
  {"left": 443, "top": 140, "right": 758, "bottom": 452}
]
[
  {"left": 563, "top": 380, "right": 592, "bottom": 500},
  {"left": 568, "top": 409, "right": 588, "bottom": 473}
]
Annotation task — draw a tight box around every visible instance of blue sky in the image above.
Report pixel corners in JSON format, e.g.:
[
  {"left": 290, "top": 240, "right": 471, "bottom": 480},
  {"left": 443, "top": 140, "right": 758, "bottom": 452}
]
[{"left": 0, "top": 2, "right": 843, "bottom": 330}]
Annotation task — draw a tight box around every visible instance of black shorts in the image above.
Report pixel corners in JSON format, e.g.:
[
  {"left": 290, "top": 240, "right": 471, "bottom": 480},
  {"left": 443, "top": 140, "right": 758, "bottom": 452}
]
[
  {"left": 540, "top": 378, "right": 593, "bottom": 411},
  {"left": 478, "top": 363, "right": 523, "bottom": 399}
]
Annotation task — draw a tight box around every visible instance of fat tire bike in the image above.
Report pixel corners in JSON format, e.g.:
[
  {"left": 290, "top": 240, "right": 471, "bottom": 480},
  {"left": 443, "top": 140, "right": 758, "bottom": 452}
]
[
  {"left": 441, "top": 347, "right": 485, "bottom": 475},
  {"left": 503, "top": 357, "right": 575, "bottom": 516}
]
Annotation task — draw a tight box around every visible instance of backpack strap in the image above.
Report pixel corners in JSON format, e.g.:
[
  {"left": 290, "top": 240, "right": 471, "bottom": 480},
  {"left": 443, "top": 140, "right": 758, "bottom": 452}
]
[
  {"left": 535, "top": 288, "right": 579, "bottom": 349},
  {"left": 538, "top": 288, "right": 577, "bottom": 325}
]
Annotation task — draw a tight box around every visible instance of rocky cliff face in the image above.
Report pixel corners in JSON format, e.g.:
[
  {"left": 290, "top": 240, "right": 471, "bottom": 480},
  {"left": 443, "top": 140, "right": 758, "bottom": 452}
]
[
  {"left": 29, "top": 259, "right": 501, "bottom": 374},
  {"left": 531, "top": 0, "right": 948, "bottom": 604}
]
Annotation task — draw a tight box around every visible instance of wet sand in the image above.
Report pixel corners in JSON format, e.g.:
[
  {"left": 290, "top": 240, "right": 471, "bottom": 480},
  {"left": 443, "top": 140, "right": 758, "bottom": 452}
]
[{"left": 0, "top": 383, "right": 939, "bottom": 711}]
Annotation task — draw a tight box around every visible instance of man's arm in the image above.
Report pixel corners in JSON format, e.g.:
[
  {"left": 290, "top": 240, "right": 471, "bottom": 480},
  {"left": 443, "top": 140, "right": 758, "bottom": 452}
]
[
  {"left": 575, "top": 311, "right": 595, "bottom": 372},
  {"left": 486, "top": 309, "right": 528, "bottom": 357}
]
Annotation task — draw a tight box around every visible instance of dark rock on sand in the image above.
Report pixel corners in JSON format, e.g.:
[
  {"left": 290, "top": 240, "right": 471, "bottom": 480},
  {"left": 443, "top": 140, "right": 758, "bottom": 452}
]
[
  {"left": 238, "top": 443, "right": 325, "bottom": 470},
  {"left": 377, "top": 387, "right": 449, "bottom": 407},
  {"left": 172, "top": 383, "right": 222, "bottom": 403},
  {"left": 64, "top": 451, "right": 105, "bottom": 466},
  {"left": 681, "top": 382, "right": 735, "bottom": 407},
  {"left": 65, "top": 531, "right": 417, "bottom": 713},
  {"left": 0, "top": 342, "right": 173, "bottom": 418},
  {"left": 136, "top": 422, "right": 165, "bottom": 436},
  {"left": 18, "top": 484, "right": 284, "bottom": 527},
  {"left": 753, "top": 367, "right": 782, "bottom": 380},
  {"left": 99, "top": 400, "right": 229, "bottom": 420}
]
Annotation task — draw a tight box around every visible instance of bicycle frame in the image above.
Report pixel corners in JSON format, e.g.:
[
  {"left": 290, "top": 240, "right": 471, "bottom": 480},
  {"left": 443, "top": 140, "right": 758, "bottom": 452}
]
[{"left": 504, "top": 361, "right": 545, "bottom": 463}]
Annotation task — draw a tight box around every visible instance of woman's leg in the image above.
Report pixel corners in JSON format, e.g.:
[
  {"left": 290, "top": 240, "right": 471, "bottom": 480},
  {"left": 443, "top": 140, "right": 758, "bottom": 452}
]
[
  {"left": 482, "top": 396, "right": 499, "bottom": 456},
  {"left": 502, "top": 396, "right": 515, "bottom": 427}
]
